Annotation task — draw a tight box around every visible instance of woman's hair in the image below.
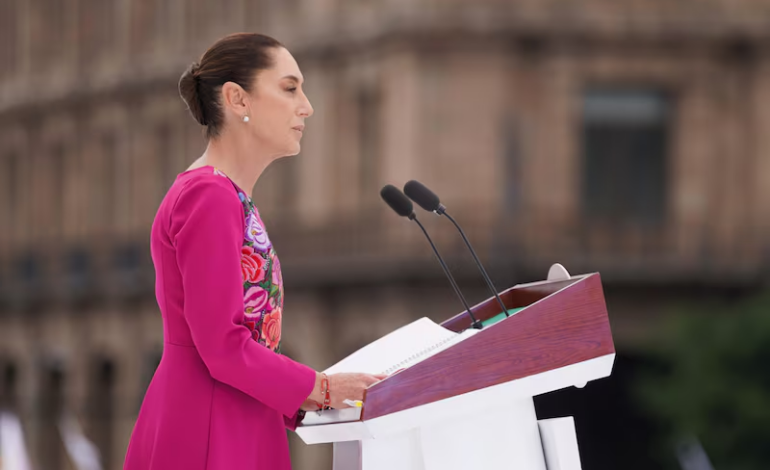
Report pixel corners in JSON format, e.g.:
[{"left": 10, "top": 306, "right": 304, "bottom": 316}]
[{"left": 179, "top": 33, "right": 284, "bottom": 139}]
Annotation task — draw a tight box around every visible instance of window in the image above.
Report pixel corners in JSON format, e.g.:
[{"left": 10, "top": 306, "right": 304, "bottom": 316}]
[
  {"left": 16, "top": 252, "right": 40, "bottom": 284},
  {"left": 65, "top": 247, "right": 91, "bottom": 296},
  {"left": 582, "top": 89, "right": 670, "bottom": 226},
  {"left": 39, "top": 363, "right": 65, "bottom": 470},
  {"left": 113, "top": 242, "right": 142, "bottom": 291},
  {"left": 87, "top": 358, "right": 115, "bottom": 468},
  {"left": 137, "top": 349, "right": 162, "bottom": 412},
  {"left": 0, "top": 361, "right": 18, "bottom": 410}
]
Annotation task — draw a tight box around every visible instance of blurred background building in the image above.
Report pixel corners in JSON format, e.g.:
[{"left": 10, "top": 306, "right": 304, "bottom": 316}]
[{"left": 1, "top": 1, "right": 769, "bottom": 469}]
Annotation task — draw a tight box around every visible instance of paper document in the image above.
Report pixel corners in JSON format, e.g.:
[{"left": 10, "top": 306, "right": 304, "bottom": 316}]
[
  {"left": 324, "top": 317, "right": 479, "bottom": 377},
  {"left": 302, "top": 318, "right": 478, "bottom": 427}
]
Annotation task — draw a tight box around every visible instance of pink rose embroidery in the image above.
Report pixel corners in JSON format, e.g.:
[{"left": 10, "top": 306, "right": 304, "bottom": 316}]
[
  {"left": 244, "top": 286, "right": 269, "bottom": 318},
  {"left": 241, "top": 246, "right": 266, "bottom": 283},
  {"left": 261, "top": 308, "right": 282, "bottom": 351}
]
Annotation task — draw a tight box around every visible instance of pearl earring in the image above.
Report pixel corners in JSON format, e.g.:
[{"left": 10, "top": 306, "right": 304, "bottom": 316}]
[{"left": 243, "top": 115, "right": 250, "bottom": 123}]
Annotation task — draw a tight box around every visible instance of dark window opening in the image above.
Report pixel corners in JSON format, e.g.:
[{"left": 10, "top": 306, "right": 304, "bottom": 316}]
[
  {"left": 137, "top": 349, "right": 162, "bottom": 413},
  {"left": 16, "top": 252, "right": 40, "bottom": 284},
  {"left": 0, "top": 362, "right": 18, "bottom": 410},
  {"left": 65, "top": 247, "right": 92, "bottom": 297},
  {"left": 87, "top": 358, "right": 115, "bottom": 468},
  {"left": 39, "top": 362, "right": 65, "bottom": 470},
  {"left": 582, "top": 89, "right": 670, "bottom": 227}
]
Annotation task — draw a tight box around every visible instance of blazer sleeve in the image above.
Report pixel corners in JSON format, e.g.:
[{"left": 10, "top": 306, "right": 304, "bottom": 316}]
[
  {"left": 170, "top": 177, "right": 316, "bottom": 418},
  {"left": 284, "top": 410, "right": 304, "bottom": 432}
]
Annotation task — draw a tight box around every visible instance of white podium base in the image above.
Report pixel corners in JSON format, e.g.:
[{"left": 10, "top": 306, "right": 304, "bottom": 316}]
[
  {"left": 538, "top": 417, "right": 582, "bottom": 470},
  {"left": 303, "top": 354, "right": 612, "bottom": 470},
  {"left": 333, "top": 398, "right": 548, "bottom": 470}
]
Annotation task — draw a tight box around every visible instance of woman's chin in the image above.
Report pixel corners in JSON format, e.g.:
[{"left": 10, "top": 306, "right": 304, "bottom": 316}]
[{"left": 285, "top": 143, "right": 301, "bottom": 157}]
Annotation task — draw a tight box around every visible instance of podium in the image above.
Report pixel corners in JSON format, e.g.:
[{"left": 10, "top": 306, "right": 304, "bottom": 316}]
[{"left": 296, "top": 265, "right": 615, "bottom": 470}]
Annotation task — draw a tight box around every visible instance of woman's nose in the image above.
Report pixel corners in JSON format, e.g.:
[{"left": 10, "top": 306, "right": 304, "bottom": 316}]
[{"left": 299, "top": 94, "right": 314, "bottom": 117}]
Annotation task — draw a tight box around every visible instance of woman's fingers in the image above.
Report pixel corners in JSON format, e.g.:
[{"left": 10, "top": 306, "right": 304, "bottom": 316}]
[
  {"left": 361, "top": 375, "right": 380, "bottom": 386},
  {"left": 324, "top": 372, "right": 392, "bottom": 409}
]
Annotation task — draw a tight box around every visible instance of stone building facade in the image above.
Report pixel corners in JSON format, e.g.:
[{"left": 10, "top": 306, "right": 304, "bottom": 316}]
[{"left": 1, "top": 1, "right": 769, "bottom": 469}]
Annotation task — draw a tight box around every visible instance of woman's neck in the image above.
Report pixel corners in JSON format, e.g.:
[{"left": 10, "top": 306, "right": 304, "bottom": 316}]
[{"left": 195, "top": 134, "right": 274, "bottom": 197}]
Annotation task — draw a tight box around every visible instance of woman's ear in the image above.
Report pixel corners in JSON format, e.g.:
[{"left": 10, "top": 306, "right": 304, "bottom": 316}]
[{"left": 221, "top": 81, "right": 249, "bottom": 116}]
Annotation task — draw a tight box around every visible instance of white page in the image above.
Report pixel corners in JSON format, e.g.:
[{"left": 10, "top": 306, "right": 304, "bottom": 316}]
[
  {"left": 323, "top": 317, "right": 478, "bottom": 376},
  {"left": 303, "top": 318, "right": 479, "bottom": 427}
]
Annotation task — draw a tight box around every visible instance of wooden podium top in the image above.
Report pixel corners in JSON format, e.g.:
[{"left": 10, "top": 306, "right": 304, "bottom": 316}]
[{"left": 360, "top": 273, "right": 614, "bottom": 420}]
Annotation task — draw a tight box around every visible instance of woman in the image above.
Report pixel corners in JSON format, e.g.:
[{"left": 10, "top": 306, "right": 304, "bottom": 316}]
[{"left": 124, "top": 33, "right": 384, "bottom": 470}]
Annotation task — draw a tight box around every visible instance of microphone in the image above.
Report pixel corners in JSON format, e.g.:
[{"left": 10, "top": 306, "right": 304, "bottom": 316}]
[
  {"left": 380, "top": 185, "right": 483, "bottom": 329},
  {"left": 403, "top": 180, "right": 510, "bottom": 318}
]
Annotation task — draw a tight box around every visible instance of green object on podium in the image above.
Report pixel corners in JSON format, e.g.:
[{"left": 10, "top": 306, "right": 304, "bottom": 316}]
[{"left": 481, "top": 308, "right": 526, "bottom": 327}]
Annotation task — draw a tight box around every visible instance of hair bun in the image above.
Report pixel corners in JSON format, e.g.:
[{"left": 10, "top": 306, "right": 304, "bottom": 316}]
[
  {"left": 179, "top": 61, "right": 207, "bottom": 126},
  {"left": 190, "top": 61, "right": 202, "bottom": 78}
]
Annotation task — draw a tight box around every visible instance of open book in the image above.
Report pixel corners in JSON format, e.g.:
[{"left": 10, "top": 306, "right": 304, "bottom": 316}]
[{"left": 301, "top": 317, "right": 479, "bottom": 426}]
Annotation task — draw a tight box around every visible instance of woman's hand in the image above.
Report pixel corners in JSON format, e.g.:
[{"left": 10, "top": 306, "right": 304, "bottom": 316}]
[
  {"left": 307, "top": 372, "right": 388, "bottom": 409},
  {"left": 328, "top": 373, "right": 388, "bottom": 409}
]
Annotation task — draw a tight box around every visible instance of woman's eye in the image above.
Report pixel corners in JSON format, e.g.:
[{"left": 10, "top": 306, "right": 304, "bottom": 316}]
[{"left": 287, "top": 87, "right": 297, "bottom": 93}]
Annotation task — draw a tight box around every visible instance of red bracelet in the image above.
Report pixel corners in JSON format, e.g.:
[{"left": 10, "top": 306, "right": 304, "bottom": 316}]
[
  {"left": 317, "top": 373, "right": 331, "bottom": 410},
  {"left": 322, "top": 374, "right": 331, "bottom": 409}
]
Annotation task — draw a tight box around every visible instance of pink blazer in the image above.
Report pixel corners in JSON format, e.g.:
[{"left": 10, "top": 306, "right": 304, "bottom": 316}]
[{"left": 124, "top": 166, "right": 315, "bottom": 469}]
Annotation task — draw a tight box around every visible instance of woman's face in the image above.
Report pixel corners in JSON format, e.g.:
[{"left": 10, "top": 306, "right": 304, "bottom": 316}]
[{"left": 244, "top": 47, "right": 314, "bottom": 158}]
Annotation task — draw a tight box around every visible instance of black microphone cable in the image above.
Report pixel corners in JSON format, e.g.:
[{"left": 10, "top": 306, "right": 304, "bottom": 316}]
[
  {"left": 380, "top": 185, "right": 483, "bottom": 329},
  {"left": 404, "top": 180, "right": 510, "bottom": 318}
]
